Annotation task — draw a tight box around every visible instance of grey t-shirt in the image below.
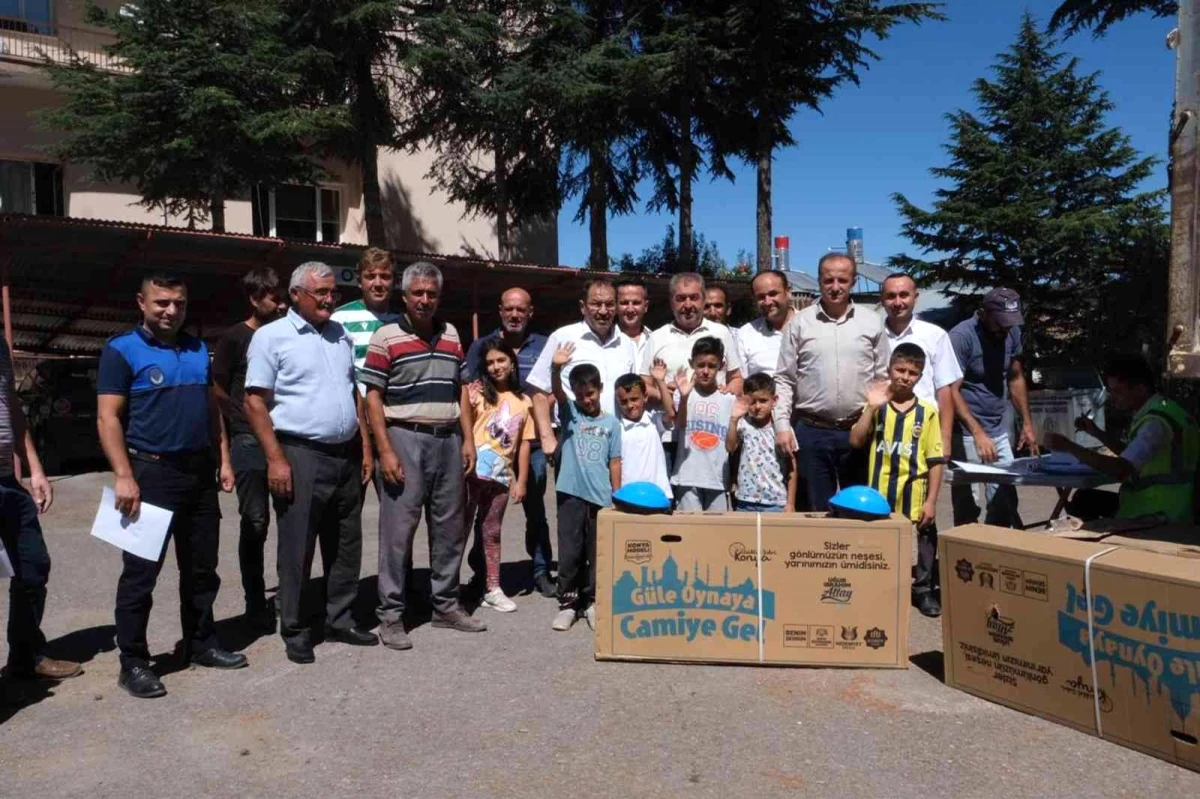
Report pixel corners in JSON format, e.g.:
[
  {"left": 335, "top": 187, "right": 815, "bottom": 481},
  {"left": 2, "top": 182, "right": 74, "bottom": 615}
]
[
  {"left": 671, "top": 390, "right": 734, "bottom": 491},
  {"left": 949, "top": 316, "right": 1022, "bottom": 439}
]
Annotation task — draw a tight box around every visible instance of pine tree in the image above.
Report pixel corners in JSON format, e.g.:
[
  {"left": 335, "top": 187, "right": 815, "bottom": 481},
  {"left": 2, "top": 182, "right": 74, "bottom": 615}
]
[
  {"left": 398, "top": 1, "right": 562, "bottom": 261},
  {"left": 891, "top": 13, "right": 1166, "bottom": 359},
  {"left": 1049, "top": 0, "right": 1176, "bottom": 37},
  {"left": 717, "top": 0, "right": 939, "bottom": 272},
  {"left": 40, "top": 0, "right": 349, "bottom": 232}
]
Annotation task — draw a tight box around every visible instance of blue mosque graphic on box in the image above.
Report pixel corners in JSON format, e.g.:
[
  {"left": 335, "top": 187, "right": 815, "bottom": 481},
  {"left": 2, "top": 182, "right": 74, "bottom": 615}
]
[{"left": 612, "top": 552, "right": 775, "bottom": 619}]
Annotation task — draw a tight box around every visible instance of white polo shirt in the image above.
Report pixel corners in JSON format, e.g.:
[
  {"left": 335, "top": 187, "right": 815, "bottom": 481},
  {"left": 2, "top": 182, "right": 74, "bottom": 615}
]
[
  {"left": 527, "top": 320, "right": 638, "bottom": 417},
  {"left": 622, "top": 327, "right": 653, "bottom": 368},
  {"left": 640, "top": 319, "right": 742, "bottom": 382},
  {"left": 883, "top": 317, "right": 963, "bottom": 404},
  {"left": 736, "top": 315, "right": 790, "bottom": 378},
  {"left": 619, "top": 410, "right": 671, "bottom": 497}
]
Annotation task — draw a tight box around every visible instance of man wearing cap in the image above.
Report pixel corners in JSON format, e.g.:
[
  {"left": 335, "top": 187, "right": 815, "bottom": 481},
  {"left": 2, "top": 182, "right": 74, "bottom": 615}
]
[
  {"left": 948, "top": 287, "right": 1038, "bottom": 527},
  {"left": 775, "top": 253, "right": 889, "bottom": 511}
]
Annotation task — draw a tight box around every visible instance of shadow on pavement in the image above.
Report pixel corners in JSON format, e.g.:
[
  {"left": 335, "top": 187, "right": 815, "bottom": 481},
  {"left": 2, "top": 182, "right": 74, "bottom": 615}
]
[
  {"left": 2, "top": 624, "right": 117, "bottom": 724},
  {"left": 910, "top": 650, "right": 945, "bottom": 682}
]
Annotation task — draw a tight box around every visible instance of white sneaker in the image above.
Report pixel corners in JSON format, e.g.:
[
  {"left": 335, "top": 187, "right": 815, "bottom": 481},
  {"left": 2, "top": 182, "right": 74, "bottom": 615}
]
[
  {"left": 482, "top": 588, "right": 517, "bottom": 613},
  {"left": 583, "top": 604, "right": 596, "bottom": 630},
  {"left": 552, "top": 608, "right": 577, "bottom": 631}
]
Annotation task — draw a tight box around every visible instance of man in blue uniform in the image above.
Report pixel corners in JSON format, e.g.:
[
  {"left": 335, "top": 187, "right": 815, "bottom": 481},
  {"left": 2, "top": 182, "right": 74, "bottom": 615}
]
[{"left": 97, "top": 274, "right": 246, "bottom": 699}]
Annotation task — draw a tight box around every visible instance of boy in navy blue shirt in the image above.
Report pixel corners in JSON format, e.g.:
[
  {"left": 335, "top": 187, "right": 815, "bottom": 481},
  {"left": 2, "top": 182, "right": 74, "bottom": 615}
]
[
  {"left": 97, "top": 274, "right": 244, "bottom": 699},
  {"left": 549, "top": 343, "right": 621, "bottom": 632}
]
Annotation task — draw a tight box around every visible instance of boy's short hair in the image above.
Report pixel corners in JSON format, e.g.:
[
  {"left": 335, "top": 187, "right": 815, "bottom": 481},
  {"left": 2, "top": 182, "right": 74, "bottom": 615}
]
[
  {"left": 890, "top": 342, "right": 926, "bottom": 370},
  {"left": 358, "top": 246, "right": 394, "bottom": 275},
  {"left": 690, "top": 336, "right": 724, "bottom": 361},
  {"left": 568, "top": 363, "right": 602, "bottom": 391},
  {"left": 743, "top": 372, "right": 776, "bottom": 395},
  {"left": 614, "top": 373, "right": 645, "bottom": 394},
  {"left": 241, "top": 267, "right": 280, "bottom": 300}
]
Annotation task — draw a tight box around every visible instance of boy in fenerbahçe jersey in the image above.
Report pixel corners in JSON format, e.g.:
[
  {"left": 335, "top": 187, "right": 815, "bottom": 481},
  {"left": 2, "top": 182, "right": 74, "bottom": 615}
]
[{"left": 850, "top": 342, "right": 945, "bottom": 619}]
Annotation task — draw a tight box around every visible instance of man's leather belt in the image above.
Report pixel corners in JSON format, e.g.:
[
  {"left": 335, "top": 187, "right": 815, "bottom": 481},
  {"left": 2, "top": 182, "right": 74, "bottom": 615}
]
[
  {"left": 388, "top": 420, "right": 460, "bottom": 438},
  {"left": 277, "top": 433, "right": 360, "bottom": 457},
  {"left": 794, "top": 409, "right": 862, "bottom": 431}
]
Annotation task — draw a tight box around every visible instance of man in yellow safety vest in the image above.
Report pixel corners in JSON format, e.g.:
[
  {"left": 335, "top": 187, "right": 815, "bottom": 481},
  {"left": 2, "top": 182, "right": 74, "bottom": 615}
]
[{"left": 1044, "top": 354, "right": 1199, "bottom": 523}]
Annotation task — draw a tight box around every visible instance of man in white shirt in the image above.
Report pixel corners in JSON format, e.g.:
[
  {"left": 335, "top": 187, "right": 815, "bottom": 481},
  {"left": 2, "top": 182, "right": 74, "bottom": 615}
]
[
  {"left": 737, "top": 270, "right": 794, "bottom": 379},
  {"left": 528, "top": 279, "right": 637, "bottom": 457},
  {"left": 640, "top": 272, "right": 742, "bottom": 394},
  {"left": 879, "top": 273, "right": 962, "bottom": 453},
  {"left": 616, "top": 277, "right": 653, "bottom": 366}
]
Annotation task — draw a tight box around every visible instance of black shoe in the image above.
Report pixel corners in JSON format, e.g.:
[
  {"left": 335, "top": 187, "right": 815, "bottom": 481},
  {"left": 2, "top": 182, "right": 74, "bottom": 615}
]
[
  {"left": 534, "top": 574, "right": 558, "bottom": 598},
  {"left": 245, "top": 604, "right": 276, "bottom": 635},
  {"left": 324, "top": 626, "right": 379, "bottom": 646},
  {"left": 285, "top": 642, "right": 315, "bottom": 665},
  {"left": 190, "top": 647, "right": 249, "bottom": 670},
  {"left": 118, "top": 665, "right": 167, "bottom": 699},
  {"left": 915, "top": 593, "right": 942, "bottom": 618}
]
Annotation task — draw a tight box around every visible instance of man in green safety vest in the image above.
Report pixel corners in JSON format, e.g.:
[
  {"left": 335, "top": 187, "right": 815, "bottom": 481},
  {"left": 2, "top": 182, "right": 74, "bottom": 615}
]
[{"left": 1044, "top": 354, "right": 1199, "bottom": 523}]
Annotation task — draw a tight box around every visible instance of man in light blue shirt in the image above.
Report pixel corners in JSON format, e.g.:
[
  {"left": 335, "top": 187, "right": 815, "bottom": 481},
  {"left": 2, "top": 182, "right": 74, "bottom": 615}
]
[{"left": 245, "top": 262, "right": 376, "bottom": 664}]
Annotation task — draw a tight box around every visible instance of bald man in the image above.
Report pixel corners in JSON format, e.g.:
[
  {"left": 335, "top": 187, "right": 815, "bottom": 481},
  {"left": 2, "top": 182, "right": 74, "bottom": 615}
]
[{"left": 462, "top": 288, "right": 555, "bottom": 597}]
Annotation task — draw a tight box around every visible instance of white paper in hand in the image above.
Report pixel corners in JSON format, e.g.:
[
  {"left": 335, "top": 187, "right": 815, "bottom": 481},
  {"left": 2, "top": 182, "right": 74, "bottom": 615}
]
[
  {"left": 91, "top": 486, "right": 173, "bottom": 561},
  {"left": 0, "top": 542, "right": 13, "bottom": 578}
]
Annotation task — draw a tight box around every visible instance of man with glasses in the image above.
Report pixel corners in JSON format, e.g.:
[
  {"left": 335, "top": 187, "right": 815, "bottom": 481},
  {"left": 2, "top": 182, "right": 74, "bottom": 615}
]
[
  {"left": 528, "top": 279, "right": 637, "bottom": 458},
  {"left": 244, "top": 262, "right": 376, "bottom": 665}
]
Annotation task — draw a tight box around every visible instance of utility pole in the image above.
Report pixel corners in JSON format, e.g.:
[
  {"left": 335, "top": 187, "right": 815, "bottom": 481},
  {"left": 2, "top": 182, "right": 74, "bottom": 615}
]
[{"left": 1168, "top": 0, "right": 1200, "bottom": 378}]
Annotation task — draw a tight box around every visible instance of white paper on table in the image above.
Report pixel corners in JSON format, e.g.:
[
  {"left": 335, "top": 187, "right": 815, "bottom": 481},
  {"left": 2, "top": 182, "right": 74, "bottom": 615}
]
[
  {"left": 950, "top": 460, "right": 1015, "bottom": 476},
  {"left": 90, "top": 486, "right": 173, "bottom": 561},
  {"left": 0, "top": 543, "right": 13, "bottom": 578}
]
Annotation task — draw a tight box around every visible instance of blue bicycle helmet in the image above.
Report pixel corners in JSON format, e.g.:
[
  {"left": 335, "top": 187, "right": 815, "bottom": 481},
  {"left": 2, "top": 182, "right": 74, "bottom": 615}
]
[
  {"left": 612, "top": 482, "right": 672, "bottom": 514},
  {"left": 828, "top": 486, "right": 892, "bottom": 521}
]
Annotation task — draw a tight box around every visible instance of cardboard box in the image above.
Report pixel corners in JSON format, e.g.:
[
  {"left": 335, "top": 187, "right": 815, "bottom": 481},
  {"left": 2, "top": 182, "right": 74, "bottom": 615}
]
[
  {"left": 941, "top": 524, "right": 1200, "bottom": 772},
  {"left": 594, "top": 510, "right": 911, "bottom": 668}
]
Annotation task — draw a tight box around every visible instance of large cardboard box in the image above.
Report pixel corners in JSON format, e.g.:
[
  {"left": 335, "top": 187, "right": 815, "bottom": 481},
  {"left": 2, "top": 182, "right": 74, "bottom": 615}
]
[
  {"left": 941, "top": 524, "right": 1200, "bottom": 772},
  {"left": 594, "top": 510, "right": 911, "bottom": 668}
]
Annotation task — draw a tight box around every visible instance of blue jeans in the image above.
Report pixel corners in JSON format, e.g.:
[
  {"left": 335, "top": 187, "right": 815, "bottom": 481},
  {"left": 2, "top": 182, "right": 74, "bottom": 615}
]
[
  {"left": 1, "top": 477, "right": 51, "bottom": 671},
  {"left": 951, "top": 432, "right": 1021, "bottom": 527},
  {"left": 523, "top": 447, "right": 552, "bottom": 578},
  {"left": 793, "top": 422, "right": 867, "bottom": 512},
  {"left": 737, "top": 501, "right": 785, "bottom": 513}
]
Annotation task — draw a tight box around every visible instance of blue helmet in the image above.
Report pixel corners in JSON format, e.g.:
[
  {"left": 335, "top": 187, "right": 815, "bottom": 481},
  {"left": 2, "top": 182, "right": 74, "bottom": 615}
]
[
  {"left": 828, "top": 486, "right": 892, "bottom": 521},
  {"left": 612, "top": 482, "right": 672, "bottom": 515}
]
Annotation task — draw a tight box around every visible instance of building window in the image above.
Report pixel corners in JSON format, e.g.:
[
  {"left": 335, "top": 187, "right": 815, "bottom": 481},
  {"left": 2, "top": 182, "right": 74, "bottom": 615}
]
[
  {"left": 251, "top": 184, "right": 341, "bottom": 243},
  {"left": 0, "top": 0, "right": 54, "bottom": 32},
  {"left": 0, "top": 160, "right": 64, "bottom": 216}
]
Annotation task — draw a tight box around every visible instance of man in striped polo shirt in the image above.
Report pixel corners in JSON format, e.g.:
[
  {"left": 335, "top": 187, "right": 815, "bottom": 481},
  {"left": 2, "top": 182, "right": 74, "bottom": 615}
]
[
  {"left": 363, "top": 261, "right": 485, "bottom": 651},
  {"left": 330, "top": 247, "right": 399, "bottom": 392}
]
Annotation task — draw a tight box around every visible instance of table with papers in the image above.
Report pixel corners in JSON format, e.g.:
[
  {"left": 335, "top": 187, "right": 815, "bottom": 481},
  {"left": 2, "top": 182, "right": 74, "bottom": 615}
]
[{"left": 946, "top": 454, "right": 1118, "bottom": 529}]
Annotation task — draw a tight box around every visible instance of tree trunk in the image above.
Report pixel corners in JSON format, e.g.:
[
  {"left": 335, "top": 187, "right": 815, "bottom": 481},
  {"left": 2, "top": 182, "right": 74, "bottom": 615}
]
[
  {"left": 495, "top": 139, "right": 510, "bottom": 261},
  {"left": 755, "top": 118, "right": 772, "bottom": 273},
  {"left": 588, "top": 144, "right": 608, "bottom": 270},
  {"left": 210, "top": 195, "right": 226, "bottom": 233},
  {"left": 678, "top": 99, "right": 695, "bottom": 272},
  {"left": 355, "top": 56, "right": 387, "bottom": 247}
]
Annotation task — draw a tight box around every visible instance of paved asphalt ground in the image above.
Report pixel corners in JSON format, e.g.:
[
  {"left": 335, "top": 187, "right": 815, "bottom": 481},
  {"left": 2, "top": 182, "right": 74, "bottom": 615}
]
[{"left": 1, "top": 472, "right": 1198, "bottom": 798}]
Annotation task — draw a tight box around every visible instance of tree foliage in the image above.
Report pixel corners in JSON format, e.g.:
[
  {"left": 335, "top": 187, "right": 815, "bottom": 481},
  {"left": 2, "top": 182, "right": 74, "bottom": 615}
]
[
  {"left": 40, "top": 0, "right": 349, "bottom": 232},
  {"left": 1049, "top": 0, "right": 1176, "bottom": 38},
  {"left": 890, "top": 14, "right": 1166, "bottom": 360},
  {"left": 614, "top": 224, "right": 741, "bottom": 278}
]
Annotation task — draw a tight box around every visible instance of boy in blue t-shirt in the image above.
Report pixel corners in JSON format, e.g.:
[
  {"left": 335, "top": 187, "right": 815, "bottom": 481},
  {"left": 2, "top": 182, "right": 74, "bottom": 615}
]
[{"left": 550, "top": 342, "right": 621, "bottom": 632}]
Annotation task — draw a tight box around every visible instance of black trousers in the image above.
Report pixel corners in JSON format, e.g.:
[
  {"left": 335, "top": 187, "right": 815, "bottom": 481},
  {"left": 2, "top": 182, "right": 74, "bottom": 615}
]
[
  {"left": 1, "top": 476, "right": 51, "bottom": 671},
  {"left": 556, "top": 492, "right": 599, "bottom": 611},
  {"left": 231, "top": 433, "right": 270, "bottom": 611},
  {"left": 115, "top": 455, "right": 221, "bottom": 669},
  {"left": 273, "top": 442, "right": 363, "bottom": 646},
  {"left": 912, "top": 523, "right": 939, "bottom": 598}
]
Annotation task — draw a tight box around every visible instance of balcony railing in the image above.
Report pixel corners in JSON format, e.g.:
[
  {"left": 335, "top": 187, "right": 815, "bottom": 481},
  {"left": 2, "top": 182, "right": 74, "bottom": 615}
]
[{"left": 0, "top": 15, "right": 129, "bottom": 73}]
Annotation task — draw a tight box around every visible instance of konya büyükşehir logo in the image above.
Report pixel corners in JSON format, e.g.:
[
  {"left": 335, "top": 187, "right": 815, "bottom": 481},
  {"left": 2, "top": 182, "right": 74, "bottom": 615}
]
[{"left": 612, "top": 553, "right": 775, "bottom": 643}]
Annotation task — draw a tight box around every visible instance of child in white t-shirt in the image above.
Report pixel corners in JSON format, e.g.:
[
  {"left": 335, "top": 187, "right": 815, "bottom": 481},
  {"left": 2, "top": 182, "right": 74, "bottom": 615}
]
[
  {"left": 615, "top": 359, "right": 674, "bottom": 499},
  {"left": 671, "top": 337, "right": 735, "bottom": 511}
]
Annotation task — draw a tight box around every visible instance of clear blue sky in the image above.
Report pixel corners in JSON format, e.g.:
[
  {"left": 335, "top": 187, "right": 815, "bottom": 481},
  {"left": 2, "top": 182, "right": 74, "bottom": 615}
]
[{"left": 555, "top": 1, "right": 1174, "bottom": 273}]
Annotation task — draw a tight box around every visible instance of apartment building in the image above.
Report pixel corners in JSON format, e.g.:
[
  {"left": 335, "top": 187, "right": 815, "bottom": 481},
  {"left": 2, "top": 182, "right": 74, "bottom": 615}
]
[{"left": 0, "top": 0, "right": 558, "bottom": 263}]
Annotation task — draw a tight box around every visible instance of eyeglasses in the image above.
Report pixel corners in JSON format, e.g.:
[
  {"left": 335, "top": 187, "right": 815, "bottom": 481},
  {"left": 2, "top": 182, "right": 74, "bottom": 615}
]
[{"left": 300, "top": 287, "right": 341, "bottom": 303}]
